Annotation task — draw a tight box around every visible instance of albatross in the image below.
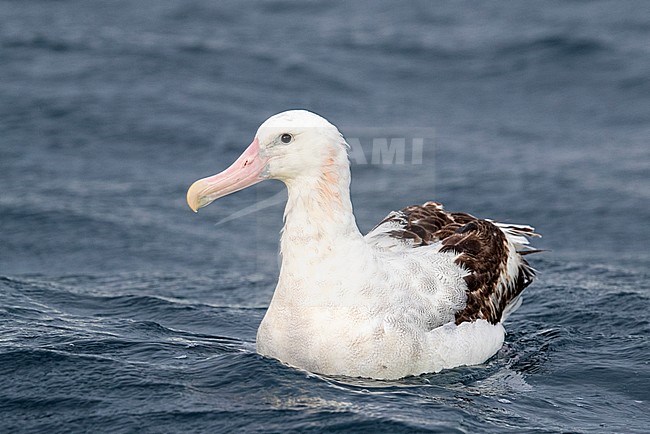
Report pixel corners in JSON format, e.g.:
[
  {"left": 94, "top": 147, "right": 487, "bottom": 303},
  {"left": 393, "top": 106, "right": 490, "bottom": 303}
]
[{"left": 186, "top": 110, "right": 539, "bottom": 380}]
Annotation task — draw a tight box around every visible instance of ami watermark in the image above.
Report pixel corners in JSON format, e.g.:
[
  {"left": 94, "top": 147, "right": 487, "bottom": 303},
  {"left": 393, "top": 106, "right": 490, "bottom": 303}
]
[{"left": 343, "top": 127, "right": 435, "bottom": 165}]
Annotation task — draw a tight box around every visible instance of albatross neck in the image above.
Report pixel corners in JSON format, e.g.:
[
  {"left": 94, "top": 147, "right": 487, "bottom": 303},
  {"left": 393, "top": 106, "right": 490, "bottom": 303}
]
[{"left": 280, "top": 163, "right": 363, "bottom": 259}]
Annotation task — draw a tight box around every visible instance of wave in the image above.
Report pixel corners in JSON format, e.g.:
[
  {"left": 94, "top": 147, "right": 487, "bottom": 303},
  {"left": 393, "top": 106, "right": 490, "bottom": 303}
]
[{"left": 496, "top": 35, "right": 607, "bottom": 58}]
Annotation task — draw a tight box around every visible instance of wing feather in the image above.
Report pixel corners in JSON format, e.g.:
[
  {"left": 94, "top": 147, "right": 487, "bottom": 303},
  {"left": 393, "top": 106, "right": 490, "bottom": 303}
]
[{"left": 365, "top": 201, "right": 540, "bottom": 324}]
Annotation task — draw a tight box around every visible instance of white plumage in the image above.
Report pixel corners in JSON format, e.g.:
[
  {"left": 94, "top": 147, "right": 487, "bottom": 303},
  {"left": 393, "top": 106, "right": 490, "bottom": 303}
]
[{"left": 187, "top": 110, "right": 539, "bottom": 379}]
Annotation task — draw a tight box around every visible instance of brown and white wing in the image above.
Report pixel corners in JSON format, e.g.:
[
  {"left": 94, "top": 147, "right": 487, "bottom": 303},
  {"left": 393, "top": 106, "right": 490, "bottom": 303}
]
[{"left": 365, "top": 201, "right": 540, "bottom": 325}]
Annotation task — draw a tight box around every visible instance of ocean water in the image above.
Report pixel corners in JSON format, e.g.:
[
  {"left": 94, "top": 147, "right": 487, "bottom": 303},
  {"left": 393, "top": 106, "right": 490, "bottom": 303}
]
[{"left": 1, "top": 0, "right": 649, "bottom": 432}]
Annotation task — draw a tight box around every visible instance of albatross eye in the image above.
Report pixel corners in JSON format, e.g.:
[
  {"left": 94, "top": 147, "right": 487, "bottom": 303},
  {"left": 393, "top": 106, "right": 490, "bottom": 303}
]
[{"left": 280, "top": 133, "right": 292, "bottom": 144}]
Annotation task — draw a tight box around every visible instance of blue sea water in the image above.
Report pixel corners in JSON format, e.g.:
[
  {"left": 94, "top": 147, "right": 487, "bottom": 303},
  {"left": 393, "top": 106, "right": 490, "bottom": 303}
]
[{"left": 1, "top": 0, "right": 649, "bottom": 432}]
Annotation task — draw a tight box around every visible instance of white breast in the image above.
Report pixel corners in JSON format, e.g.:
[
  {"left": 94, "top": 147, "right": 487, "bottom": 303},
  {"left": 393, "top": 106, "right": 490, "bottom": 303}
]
[{"left": 256, "top": 240, "right": 504, "bottom": 379}]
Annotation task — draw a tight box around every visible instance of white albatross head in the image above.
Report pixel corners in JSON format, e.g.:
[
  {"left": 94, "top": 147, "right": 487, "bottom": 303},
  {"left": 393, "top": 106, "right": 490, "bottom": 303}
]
[{"left": 187, "top": 110, "right": 349, "bottom": 212}]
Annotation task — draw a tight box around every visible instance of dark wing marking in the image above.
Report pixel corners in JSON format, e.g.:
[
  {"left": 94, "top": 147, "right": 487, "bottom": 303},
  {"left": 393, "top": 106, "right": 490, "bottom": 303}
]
[
  {"left": 370, "top": 201, "right": 476, "bottom": 246},
  {"left": 443, "top": 221, "right": 536, "bottom": 325},
  {"left": 367, "top": 201, "right": 539, "bottom": 325}
]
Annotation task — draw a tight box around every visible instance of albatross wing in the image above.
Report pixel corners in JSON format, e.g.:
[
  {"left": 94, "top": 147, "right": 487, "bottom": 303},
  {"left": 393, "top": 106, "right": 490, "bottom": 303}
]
[{"left": 365, "top": 201, "right": 540, "bottom": 325}]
